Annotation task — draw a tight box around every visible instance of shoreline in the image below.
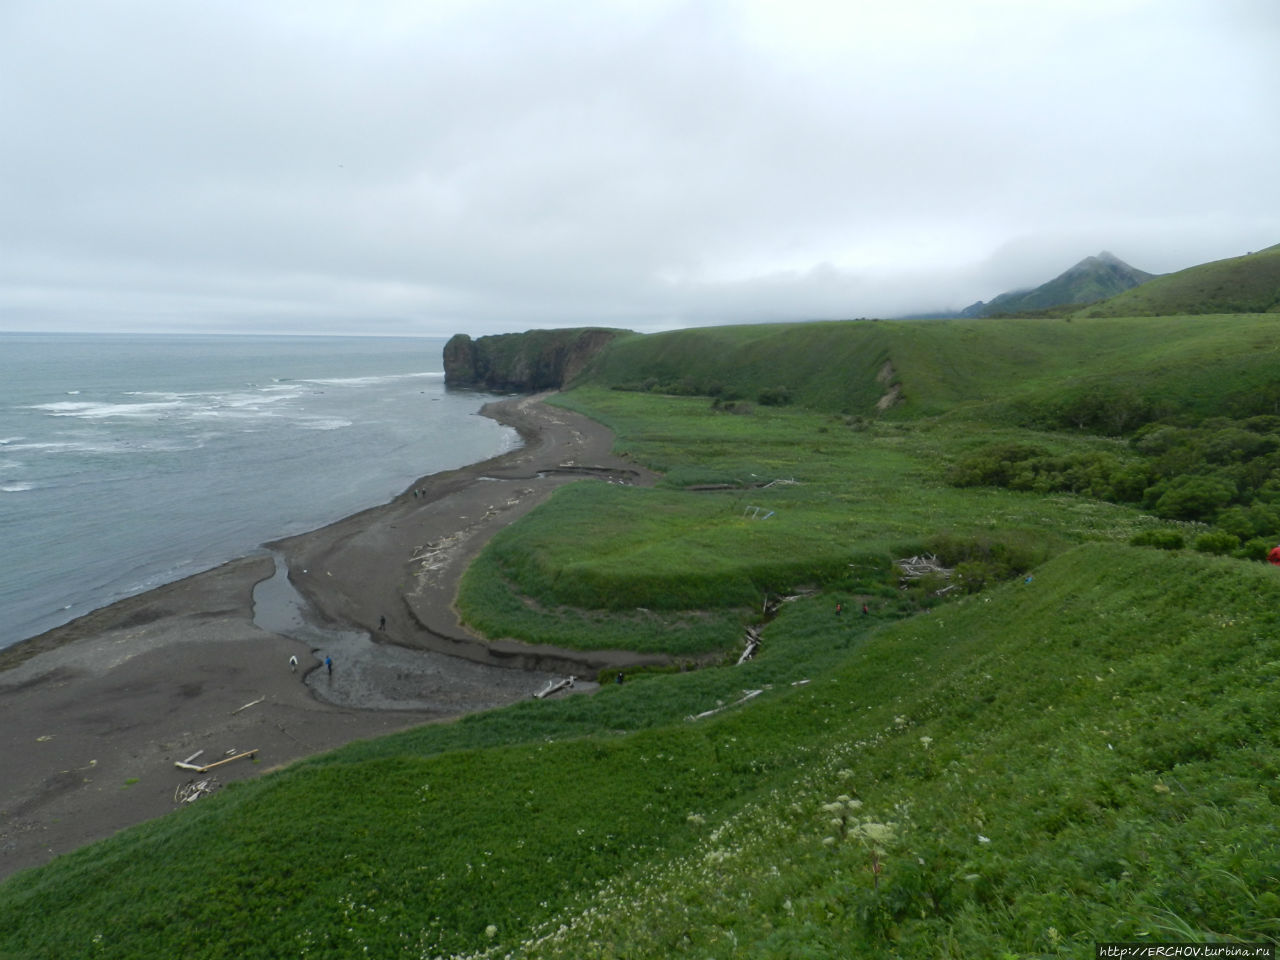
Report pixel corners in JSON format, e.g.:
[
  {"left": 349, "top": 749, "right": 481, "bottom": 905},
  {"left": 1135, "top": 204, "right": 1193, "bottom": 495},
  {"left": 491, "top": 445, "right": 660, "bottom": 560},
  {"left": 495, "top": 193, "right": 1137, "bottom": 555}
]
[{"left": 0, "top": 394, "right": 659, "bottom": 881}]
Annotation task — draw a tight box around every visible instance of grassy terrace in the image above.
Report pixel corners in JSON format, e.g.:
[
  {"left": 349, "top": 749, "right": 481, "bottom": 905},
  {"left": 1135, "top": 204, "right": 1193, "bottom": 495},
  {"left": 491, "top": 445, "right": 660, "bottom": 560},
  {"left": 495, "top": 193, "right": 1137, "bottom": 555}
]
[
  {"left": 461, "top": 389, "right": 1144, "bottom": 657},
  {"left": 3, "top": 315, "right": 1279, "bottom": 958}
]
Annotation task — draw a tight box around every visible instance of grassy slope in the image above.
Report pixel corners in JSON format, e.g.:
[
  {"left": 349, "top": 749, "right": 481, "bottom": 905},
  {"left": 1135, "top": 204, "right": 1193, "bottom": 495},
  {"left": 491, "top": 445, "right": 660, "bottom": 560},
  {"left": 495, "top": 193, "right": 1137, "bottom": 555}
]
[
  {"left": 3, "top": 545, "right": 1275, "bottom": 958},
  {"left": 580, "top": 313, "right": 1280, "bottom": 421},
  {"left": 883, "top": 313, "right": 1280, "bottom": 424},
  {"left": 583, "top": 321, "right": 894, "bottom": 413},
  {"left": 4, "top": 315, "right": 1280, "bottom": 958},
  {"left": 510, "top": 544, "right": 1280, "bottom": 957},
  {"left": 1081, "top": 244, "right": 1280, "bottom": 317}
]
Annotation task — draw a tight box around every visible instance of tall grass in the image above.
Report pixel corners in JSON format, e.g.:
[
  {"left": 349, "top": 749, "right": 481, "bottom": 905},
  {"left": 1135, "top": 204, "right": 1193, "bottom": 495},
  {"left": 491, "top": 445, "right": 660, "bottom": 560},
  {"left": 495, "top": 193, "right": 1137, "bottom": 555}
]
[{"left": 469, "top": 545, "right": 1280, "bottom": 958}]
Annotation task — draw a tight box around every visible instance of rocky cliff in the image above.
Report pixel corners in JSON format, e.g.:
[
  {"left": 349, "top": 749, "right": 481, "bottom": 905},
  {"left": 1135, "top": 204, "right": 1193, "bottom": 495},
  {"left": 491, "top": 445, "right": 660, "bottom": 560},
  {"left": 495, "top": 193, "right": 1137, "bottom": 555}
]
[{"left": 443, "top": 328, "right": 627, "bottom": 392}]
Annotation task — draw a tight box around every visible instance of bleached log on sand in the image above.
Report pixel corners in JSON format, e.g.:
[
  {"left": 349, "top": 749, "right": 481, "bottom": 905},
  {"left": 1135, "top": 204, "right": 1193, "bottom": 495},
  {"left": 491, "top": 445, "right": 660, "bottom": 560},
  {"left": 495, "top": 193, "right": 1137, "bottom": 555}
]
[{"left": 534, "top": 676, "right": 577, "bottom": 699}]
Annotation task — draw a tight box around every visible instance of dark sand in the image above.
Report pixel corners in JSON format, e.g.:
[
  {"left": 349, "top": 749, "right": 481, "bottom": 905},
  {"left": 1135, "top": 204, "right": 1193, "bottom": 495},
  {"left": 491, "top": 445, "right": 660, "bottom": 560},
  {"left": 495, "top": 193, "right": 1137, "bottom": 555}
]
[{"left": 0, "top": 395, "right": 659, "bottom": 881}]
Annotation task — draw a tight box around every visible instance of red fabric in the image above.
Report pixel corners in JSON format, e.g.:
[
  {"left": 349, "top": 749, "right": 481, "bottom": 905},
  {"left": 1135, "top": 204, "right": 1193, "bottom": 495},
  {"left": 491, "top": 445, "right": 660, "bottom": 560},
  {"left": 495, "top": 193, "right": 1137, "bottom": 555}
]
[{"left": 1268, "top": 546, "right": 1280, "bottom": 566}]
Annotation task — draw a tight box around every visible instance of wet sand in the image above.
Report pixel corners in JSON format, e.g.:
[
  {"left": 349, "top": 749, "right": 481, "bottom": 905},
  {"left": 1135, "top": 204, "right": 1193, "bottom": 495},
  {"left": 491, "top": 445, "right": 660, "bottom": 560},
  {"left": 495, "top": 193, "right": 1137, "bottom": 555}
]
[{"left": 0, "top": 394, "right": 659, "bottom": 882}]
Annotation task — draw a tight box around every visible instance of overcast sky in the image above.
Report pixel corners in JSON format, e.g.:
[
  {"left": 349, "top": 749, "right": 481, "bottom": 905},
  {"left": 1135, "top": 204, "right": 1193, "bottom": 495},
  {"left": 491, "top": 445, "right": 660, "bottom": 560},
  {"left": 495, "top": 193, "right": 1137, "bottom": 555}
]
[{"left": 3, "top": 0, "right": 1278, "bottom": 337}]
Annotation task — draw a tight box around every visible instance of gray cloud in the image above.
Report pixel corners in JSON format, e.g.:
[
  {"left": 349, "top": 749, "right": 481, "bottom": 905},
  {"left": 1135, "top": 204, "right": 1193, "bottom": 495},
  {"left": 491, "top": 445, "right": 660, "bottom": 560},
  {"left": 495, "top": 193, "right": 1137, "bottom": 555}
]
[{"left": 2, "top": 0, "right": 1277, "bottom": 335}]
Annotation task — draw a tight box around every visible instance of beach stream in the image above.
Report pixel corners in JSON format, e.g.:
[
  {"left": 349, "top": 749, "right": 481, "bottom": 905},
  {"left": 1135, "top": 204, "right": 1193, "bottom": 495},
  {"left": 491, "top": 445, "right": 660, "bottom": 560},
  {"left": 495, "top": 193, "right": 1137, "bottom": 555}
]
[{"left": 253, "top": 551, "right": 574, "bottom": 713}]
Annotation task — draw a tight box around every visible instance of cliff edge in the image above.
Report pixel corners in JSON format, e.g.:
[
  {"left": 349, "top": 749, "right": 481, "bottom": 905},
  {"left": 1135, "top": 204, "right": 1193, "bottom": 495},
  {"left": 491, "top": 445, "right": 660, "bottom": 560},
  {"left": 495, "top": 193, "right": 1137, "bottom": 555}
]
[{"left": 443, "top": 327, "right": 627, "bottom": 392}]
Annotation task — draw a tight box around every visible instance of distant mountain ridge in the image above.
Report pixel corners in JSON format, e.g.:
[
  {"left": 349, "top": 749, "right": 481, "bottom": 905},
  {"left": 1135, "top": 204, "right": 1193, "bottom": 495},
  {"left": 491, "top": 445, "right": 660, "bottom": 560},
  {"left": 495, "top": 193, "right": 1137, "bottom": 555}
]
[{"left": 960, "top": 251, "right": 1155, "bottom": 318}]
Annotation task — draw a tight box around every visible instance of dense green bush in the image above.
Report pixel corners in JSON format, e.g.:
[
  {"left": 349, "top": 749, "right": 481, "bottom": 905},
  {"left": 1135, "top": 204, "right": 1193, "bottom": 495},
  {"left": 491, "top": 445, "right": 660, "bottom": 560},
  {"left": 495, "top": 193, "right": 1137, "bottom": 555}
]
[
  {"left": 1236, "top": 536, "right": 1274, "bottom": 561},
  {"left": 1131, "top": 529, "right": 1187, "bottom": 552},
  {"left": 1022, "top": 383, "right": 1157, "bottom": 434},
  {"left": 925, "top": 531, "right": 1051, "bottom": 586},
  {"left": 757, "top": 385, "right": 792, "bottom": 406},
  {"left": 1129, "top": 529, "right": 1185, "bottom": 550},
  {"left": 1193, "top": 530, "right": 1240, "bottom": 555},
  {"left": 953, "top": 414, "right": 1280, "bottom": 548},
  {"left": 1151, "top": 475, "right": 1236, "bottom": 521}
]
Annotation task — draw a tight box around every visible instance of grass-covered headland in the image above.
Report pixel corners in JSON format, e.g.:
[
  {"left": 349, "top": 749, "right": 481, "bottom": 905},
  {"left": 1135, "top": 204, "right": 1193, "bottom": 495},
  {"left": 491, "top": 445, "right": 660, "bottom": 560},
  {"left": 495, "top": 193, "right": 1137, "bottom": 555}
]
[{"left": 4, "top": 314, "right": 1280, "bottom": 958}]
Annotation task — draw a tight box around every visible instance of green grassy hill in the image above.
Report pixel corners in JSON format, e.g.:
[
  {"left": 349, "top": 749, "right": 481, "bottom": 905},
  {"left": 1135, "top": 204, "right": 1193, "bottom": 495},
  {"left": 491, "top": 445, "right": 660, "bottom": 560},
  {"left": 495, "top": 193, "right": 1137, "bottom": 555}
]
[
  {"left": 580, "top": 313, "right": 1280, "bottom": 425},
  {"left": 1081, "top": 244, "right": 1280, "bottom": 317},
  {"left": 4, "top": 315, "right": 1280, "bottom": 958}
]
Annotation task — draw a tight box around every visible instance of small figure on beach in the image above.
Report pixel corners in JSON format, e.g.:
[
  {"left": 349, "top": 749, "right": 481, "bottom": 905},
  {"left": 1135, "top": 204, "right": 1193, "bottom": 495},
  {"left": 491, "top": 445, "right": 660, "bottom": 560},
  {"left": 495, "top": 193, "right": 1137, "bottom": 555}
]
[
  {"left": 379, "top": 615, "right": 386, "bottom": 630},
  {"left": 289, "top": 655, "right": 298, "bottom": 673},
  {"left": 325, "top": 655, "right": 333, "bottom": 675}
]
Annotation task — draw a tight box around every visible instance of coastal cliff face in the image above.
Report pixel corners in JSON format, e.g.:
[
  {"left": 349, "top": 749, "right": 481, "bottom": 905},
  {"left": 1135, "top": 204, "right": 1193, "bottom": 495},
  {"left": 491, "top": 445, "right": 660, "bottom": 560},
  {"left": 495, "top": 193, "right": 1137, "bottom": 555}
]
[{"left": 443, "top": 328, "right": 626, "bottom": 392}]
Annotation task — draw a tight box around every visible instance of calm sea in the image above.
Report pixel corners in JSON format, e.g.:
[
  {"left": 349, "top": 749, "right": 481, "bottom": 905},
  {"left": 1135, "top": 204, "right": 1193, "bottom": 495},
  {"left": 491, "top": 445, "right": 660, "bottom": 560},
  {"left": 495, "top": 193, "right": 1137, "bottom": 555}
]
[{"left": 0, "top": 333, "right": 517, "bottom": 648}]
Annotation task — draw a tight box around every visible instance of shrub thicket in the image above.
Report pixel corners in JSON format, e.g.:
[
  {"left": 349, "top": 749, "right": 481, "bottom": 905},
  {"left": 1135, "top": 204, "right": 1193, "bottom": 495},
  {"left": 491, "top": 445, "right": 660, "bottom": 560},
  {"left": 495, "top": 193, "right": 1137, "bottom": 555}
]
[
  {"left": 950, "top": 415, "right": 1280, "bottom": 551},
  {"left": 1129, "top": 529, "right": 1185, "bottom": 550}
]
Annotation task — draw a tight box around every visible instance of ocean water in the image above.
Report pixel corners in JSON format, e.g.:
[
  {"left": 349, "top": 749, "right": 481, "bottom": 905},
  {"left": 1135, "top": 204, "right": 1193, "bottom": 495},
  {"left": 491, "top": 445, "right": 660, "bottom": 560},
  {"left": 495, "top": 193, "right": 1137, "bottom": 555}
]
[{"left": 0, "top": 333, "right": 518, "bottom": 648}]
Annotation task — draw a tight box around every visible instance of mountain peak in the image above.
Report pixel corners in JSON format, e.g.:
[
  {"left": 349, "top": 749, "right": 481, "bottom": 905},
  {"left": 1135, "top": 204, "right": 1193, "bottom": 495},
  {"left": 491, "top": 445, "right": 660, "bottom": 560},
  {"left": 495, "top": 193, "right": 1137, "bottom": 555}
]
[{"left": 963, "top": 251, "right": 1155, "bottom": 317}]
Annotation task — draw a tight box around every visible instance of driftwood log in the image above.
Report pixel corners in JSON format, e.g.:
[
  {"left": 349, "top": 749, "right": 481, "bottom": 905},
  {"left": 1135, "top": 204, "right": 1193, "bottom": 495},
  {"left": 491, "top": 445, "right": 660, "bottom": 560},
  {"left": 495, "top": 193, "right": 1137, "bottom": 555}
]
[
  {"left": 895, "top": 554, "right": 959, "bottom": 594},
  {"left": 534, "top": 676, "right": 576, "bottom": 699},
  {"left": 174, "top": 777, "right": 221, "bottom": 804},
  {"left": 174, "top": 748, "right": 258, "bottom": 773}
]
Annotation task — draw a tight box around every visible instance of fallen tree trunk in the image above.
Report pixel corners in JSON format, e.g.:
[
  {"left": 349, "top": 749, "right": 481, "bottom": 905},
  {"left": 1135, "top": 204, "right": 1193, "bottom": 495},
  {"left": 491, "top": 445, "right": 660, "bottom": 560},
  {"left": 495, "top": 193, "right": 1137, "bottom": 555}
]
[
  {"left": 534, "top": 676, "right": 576, "bottom": 699},
  {"left": 174, "top": 749, "right": 258, "bottom": 773}
]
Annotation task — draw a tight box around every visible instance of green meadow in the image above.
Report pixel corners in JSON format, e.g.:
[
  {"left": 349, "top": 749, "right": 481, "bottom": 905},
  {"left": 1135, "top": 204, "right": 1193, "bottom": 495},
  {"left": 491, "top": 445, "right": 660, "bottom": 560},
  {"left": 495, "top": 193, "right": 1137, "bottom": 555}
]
[{"left": 3, "top": 314, "right": 1280, "bottom": 958}]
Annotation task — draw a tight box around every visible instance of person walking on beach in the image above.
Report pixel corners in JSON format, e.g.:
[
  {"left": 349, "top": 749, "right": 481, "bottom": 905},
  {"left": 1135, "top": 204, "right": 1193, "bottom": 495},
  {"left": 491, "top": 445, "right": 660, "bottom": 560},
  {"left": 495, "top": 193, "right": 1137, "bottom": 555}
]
[
  {"left": 325, "top": 655, "right": 333, "bottom": 676},
  {"left": 289, "top": 655, "right": 298, "bottom": 673},
  {"left": 379, "top": 615, "right": 386, "bottom": 630}
]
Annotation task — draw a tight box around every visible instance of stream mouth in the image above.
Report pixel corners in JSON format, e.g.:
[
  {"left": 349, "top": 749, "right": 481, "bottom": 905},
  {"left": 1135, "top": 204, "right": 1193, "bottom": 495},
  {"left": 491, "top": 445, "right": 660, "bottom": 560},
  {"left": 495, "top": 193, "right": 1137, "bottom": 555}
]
[
  {"left": 252, "top": 551, "right": 587, "bottom": 711},
  {"left": 252, "top": 550, "right": 365, "bottom": 645}
]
